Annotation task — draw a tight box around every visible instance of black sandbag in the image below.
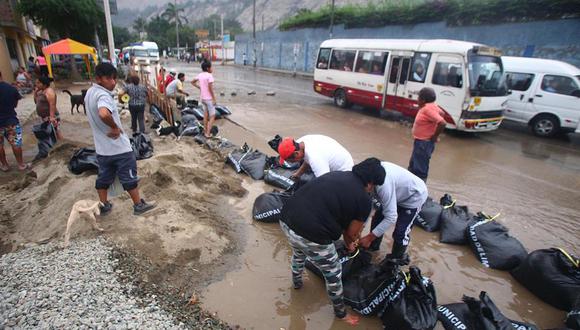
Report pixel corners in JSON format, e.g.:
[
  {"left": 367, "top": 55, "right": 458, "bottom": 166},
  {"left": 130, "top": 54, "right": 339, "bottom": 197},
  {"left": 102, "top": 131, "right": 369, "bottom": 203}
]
[
  {"left": 130, "top": 133, "right": 154, "bottom": 160},
  {"left": 268, "top": 134, "right": 282, "bottom": 152},
  {"left": 566, "top": 295, "right": 580, "bottom": 330},
  {"left": 305, "top": 240, "right": 372, "bottom": 281},
  {"left": 510, "top": 248, "right": 580, "bottom": 311},
  {"left": 264, "top": 167, "right": 296, "bottom": 190},
  {"left": 181, "top": 106, "right": 205, "bottom": 120},
  {"left": 226, "top": 144, "right": 249, "bottom": 173},
  {"left": 32, "top": 122, "right": 57, "bottom": 160},
  {"left": 381, "top": 266, "right": 438, "bottom": 330},
  {"left": 186, "top": 99, "right": 198, "bottom": 107},
  {"left": 215, "top": 104, "right": 232, "bottom": 116},
  {"left": 343, "top": 257, "right": 407, "bottom": 315},
  {"left": 467, "top": 213, "right": 527, "bottom": 270},
  {"left": 149, "top": 104, "right": 165, "bottom": 126},
  {"left": 416, "top": 197, "right": 443, "bottom": 232},
  {"left": 252, "top": 191, "right": 291, "bottom": 223},
  {"left": 68, "top": 147, "right": 99, "bottom": 175},
  {"left": 437, "top": 299, "right": 539, "bottom": 330},
  {"left": 240, "top": 150, "right": 267, "bottom": 180},
  {"left": 439, "top": 194, "right": 472, "bottom": 244},
  {"left": 179, "top": 114, "right": 202, "bottom": 137}
]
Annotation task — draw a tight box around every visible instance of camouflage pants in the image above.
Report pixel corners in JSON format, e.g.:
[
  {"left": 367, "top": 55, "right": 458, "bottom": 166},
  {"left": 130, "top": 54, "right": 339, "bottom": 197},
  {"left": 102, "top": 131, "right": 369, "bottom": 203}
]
[{"left": 280, "top": 221, "right": 346, "bottom": 318}]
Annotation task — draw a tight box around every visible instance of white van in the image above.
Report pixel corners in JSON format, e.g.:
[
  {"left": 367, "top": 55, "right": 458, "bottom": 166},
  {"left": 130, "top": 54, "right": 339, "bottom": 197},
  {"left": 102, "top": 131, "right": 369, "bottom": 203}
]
[
  {"left": 503, "top": 56, "right": 580, "bottom": 137},
  {"left": 141, "top": 41, "right": 160, "bottom": 63},
  {"left": 130, "top": 46, "right": 150, "bottom": 65}
]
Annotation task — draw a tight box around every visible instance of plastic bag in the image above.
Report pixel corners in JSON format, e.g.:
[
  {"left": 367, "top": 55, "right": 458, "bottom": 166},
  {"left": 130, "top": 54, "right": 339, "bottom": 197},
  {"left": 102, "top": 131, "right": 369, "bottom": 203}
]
[
  {"left": 32, "top": 122, "right": 57, "bottom": 160},
  {"left": 439, "top": 194, "right": 472, "bottom": 244},
  {"left": 149, "top": 104, "right": 165, "bottom": 128},
  {"left": 305, "top": 240, "right": 372, "bottom": 281},
  {"left": 68, "top": 147, "right": 99, "bottom": 175},
  {"left": 226, "top": 144, "right": 267, "bottom": 180},
  {"left": 252, "top": 191, "right": 291, "bottom": 223},
  {"left": 510, "top": 248, "right": 580, "bottom": 311},
  {"left": 467, "top": 213, "right": 527, "bottom": 270},
  {"left": 130, "top": 133, "right": 154, "bottom": 160},
  {"left": 416, "top": 197, "right": 443, "bottom": 232},
  {"left": 264, "top": 167, "right": 296, "bottom": 190},
  {"left": 567, "top": 295, "right": 580, "bottom": 330}
]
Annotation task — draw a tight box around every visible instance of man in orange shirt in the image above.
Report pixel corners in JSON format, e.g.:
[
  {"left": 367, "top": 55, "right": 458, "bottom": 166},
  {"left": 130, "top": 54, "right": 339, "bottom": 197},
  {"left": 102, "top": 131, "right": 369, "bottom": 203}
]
[
  {"left": 156, "top": 67, "right": 166, "bottom": 94},
  {"left": 408, "top": 87, "right": 446, "bottom": 182}
]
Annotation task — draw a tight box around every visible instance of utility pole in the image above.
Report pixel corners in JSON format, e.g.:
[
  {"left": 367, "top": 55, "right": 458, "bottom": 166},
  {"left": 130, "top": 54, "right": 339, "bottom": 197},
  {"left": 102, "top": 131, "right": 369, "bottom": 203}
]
[
  {"left": 103, "top": 0, "right": 116, "bottom": 67},
  {"left": 175, "top": 0, "right": 180, "bottom": 60},
  {"left": 252, "top": 0, "right": 256, "bottom": 68},
  {"left": 261, "top": 14, "right": 264, "bottom": 31},
  {"left": 329, "top": 0, "right": 335, "bottom": 38},
  {"left": 221, "top": 14, "right": 224, "bottom": 65}
]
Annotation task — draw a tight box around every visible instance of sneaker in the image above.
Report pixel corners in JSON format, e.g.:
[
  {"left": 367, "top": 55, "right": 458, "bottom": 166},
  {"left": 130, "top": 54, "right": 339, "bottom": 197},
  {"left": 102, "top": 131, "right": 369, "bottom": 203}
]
[
  {"left": 133, "top": 199, "right": 156, "bottom": 215},
  {"left": 99, "top": 201, "right": 113, "bottom": 216}
]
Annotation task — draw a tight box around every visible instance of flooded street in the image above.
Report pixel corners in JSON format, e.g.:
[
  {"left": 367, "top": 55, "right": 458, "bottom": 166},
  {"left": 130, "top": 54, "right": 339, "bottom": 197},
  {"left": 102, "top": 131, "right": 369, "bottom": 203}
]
[{"left": 167, "top": 63, "right": 580, "bottom": 329}]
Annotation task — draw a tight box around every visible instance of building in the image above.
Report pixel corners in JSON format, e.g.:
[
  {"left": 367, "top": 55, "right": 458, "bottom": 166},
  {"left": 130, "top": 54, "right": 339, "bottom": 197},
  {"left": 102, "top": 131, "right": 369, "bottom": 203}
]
[{"left": 0, "top": 0, "right": 50, "bottom": 83}]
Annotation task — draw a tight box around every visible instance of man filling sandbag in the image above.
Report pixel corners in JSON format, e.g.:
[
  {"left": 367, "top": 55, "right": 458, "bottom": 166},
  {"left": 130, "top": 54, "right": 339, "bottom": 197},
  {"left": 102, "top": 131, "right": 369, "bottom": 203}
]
[
  {"left": 279, "top": 158, "right": 386, "bottom": 325},
  {"left": 277, "top": 134, "right": 354, "bottom": 179},
  {"left": 510, "top": 248, "right": 579, "bottom": 311},
  {"left": 305, "top": 240, "right": 372, "bottom": 281},
  {"left": 467, "top": 213, "right": 527, "bottom": 270},
  {"left": 359, "top": 161, "right": 428, "bottom": 261}
]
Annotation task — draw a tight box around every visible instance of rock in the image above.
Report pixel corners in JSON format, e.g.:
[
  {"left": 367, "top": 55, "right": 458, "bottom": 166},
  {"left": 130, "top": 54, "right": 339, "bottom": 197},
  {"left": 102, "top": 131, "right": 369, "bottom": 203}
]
[{"left": 266, "top": 91, "right": 276, "bottom": 96}]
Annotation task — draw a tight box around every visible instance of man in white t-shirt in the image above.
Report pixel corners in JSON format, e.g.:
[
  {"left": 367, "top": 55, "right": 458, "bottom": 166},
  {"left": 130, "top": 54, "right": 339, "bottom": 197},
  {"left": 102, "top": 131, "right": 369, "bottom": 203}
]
[
  {"left": 165, "top": 72, "right": 188, "bottom": 106},
  {"left": 277, "top": 134, "right": 354, "bottom": 179}
]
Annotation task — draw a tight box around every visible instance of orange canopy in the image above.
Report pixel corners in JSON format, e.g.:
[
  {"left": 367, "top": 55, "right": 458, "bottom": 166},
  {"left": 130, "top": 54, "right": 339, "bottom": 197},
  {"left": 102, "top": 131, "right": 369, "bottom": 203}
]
[{"left": 42, "top": 38, "right": 98, "bottom": 78}]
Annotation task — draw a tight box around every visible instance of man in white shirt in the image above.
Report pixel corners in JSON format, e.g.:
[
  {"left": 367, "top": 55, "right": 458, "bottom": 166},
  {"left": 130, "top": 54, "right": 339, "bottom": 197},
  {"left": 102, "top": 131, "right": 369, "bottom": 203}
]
[
  {"left": 359, "top": 161, "right": 428, "bottom": 260},
  {"left": 277, "top": 134, "right": 354, "bottom": 179},
  {"left": 165, "top": 72, "right": 189, "bottom": 106}
]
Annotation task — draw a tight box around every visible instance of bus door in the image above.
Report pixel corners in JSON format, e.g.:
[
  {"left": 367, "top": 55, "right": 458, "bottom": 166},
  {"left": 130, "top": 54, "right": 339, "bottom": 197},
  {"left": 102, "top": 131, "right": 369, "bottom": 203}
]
[
  {"left": 430, "top": 54, "right": 465, "bottom": 125},
  {"left": 383, "top": 52, "right": 413, "bottom": 112}
]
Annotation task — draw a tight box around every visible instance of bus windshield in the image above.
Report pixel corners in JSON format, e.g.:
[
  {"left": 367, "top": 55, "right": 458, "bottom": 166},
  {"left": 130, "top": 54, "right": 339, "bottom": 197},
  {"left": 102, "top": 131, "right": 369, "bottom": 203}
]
[
  {"left": 148, "top": 50, "right": 159, "bottom": 57},
  {"left": 134, "top": 49, "right": 148, "bottom": 57},
  {"left": 468, "top": 55, "right": 507, "bottom": 96}
]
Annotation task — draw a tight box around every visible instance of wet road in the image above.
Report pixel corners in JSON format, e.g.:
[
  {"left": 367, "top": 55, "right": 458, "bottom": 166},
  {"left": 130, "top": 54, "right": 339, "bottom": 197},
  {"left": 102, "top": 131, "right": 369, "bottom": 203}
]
[{"left": 174, "top": 62, "right": 579, "bottom": 329}]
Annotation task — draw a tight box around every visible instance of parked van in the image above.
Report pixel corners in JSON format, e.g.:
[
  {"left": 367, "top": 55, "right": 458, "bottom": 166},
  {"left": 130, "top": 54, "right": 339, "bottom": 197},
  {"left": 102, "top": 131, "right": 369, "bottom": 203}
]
[{"left": 503, "top": 56, "right": 580, "bottom": 137}]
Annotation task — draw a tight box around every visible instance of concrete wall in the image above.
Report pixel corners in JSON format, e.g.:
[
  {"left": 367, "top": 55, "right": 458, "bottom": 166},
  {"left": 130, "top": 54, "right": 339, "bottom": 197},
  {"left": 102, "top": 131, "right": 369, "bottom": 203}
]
[{"left": 234, "top": 19, "right": 580, "bottom": 72}]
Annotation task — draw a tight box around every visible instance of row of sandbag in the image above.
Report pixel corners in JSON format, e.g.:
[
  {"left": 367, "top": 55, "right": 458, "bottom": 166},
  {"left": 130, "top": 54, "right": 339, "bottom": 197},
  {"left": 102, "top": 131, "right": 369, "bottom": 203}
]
[
  {"left": 416, "top": 193, "right": 580, "bottom": 318},
  {"left": 149, "top": 103, "right": 230, "bottom": 138},
  {"left": 304, "top": 241, "right": 544, "bottom": 329}
]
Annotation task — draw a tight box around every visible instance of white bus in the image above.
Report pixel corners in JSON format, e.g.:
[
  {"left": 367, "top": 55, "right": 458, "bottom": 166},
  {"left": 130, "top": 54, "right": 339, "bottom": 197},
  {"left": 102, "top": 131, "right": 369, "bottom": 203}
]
[{"left": 313, "top": 39, "right": 508, "bottom": 132}]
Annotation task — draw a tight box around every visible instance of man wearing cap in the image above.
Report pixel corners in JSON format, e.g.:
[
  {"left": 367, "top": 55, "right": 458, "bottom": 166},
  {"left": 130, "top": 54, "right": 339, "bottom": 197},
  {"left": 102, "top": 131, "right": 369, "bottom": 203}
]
[
  {"left": 277, "top": 134, "right": 354, "bottom": 179},
  {"left": 280, "top": 157, "right": 386, "bottom": 325},
  {"left": 359, "top": 161, "right": 428, "bottom": 260}
]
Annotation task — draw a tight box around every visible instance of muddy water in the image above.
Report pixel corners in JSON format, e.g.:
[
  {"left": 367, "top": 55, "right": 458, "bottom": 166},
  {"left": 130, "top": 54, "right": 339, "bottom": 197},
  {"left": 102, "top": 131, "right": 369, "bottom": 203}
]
[{"left": 196, "top": 65, "right": 580, "bottom": 329}]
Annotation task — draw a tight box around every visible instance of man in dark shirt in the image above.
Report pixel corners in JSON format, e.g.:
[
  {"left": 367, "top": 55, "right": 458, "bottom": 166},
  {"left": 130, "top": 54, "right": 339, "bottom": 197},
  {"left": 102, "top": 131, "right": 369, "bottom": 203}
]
[
  {"left": 0, "top": 71, "right": 28, "bottom": 171},
  {"left": 280, "top": 157, "right": 386, "bottom": 325}
]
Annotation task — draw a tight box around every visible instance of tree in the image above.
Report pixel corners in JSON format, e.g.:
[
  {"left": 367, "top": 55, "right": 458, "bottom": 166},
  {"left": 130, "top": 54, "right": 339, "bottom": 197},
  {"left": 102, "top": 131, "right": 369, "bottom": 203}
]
[
  {"left": 113, "top": 26, "right": 136, "bottom": 48},
  {"left": 17, "top": 0, "right": 104, "bottom": 44},
  {"left": 161, "top": 2, "right": 188, "bottom": 26},
  {"left": 132, "top": 17, "right": 147, "bottom": 34},
  {"left": 145, "top": 15, "right": 172, "bottom": 51}
]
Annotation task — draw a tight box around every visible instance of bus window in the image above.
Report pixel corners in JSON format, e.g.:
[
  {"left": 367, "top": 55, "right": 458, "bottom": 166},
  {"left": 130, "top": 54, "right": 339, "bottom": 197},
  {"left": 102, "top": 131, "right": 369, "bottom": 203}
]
[
  {"left": 506, "top": 72, "right": 534, "bottom": 91},
  {"left": 399, "top": 58, "right": 411, "bottom": 84},
  {"left": 329, "top": 49, "right": 356, "bottom": 72},
  {"left": 355, "top": 51, "right": 389, "bottom": 75},
  {"left": 389, "top": 58, "right": 401, "bottom": 83},
  {"left": 317, "top": 48, "right": 331, "bottom": 69},
  {"left": 433, "top": 62, "right": 463, "bottom": 88},
  {"left": 409, "top": 53, "right": 431, "bottom": 83}
]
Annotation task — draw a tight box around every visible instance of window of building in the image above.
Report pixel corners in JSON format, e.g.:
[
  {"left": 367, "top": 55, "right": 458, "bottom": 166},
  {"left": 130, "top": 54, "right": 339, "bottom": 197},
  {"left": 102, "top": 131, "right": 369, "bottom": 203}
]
[
  {"left": 354, "top": 51, "right": 388, "bottom": 75},
  {"left": 329, "top": 49, "right": 356, "bottom": 72},
  {"left": 541, "top": 75, "right": 579, "bottom": 96},
  {"left": 6, "top": 38, "right": 18, "bottom": 60},
  {"left": 506, "top": 72, "right": 534, "bottom": 91},
  {"left": 409, "top": 52, "right": 431, "bottom": 83},
  {"left": 316, "top": 48, "right": 331, "bottom": 69},
  {"left": 432, "top": 62, "right": 463, "bottom": 88}
]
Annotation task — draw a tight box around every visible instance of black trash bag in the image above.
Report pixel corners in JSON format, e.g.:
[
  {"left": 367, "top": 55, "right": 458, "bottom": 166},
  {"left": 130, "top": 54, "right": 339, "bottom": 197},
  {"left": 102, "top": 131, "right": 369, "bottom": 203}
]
[
  {"left": 566, "top": 295, "right": 580, "bottom": 330},
  {"left": 437, "top": 296, "right": 539, "bottom": 330},
  {"left": 343, "top": 257, "right": 407, "bottom": 315},
  {"left": 305, "top": 240, "right": 372, "bottom": 281},
  {"left": 415, "top": 197, "right": 443, "bottom": 232},
  {"left": 467, "top": 213, "right": 527, "bottom": 270},
  {"left": 268, "top": 134, "right": 282, "bottom": 152},
  {"left": 68, "top": 147, "right": 99, "bottom": 175},
  {"left": 32, "top": 122, "right": 57, "bottom": 160},
  {"left": 381, "top": 266, "right": 437, "bottom": 330},
  {"left": 264, "top": 167, "right": 296, "bottom": 190},
  {"left": 510, "top": 248, "right": 580, "bottom": 311},
  {"left": 285, "top": 170, "right": 315, "bottom": 193},
  {"left": 149, "top": 104, "right": 165, "bottom": 128},
  {"left": 130, "top": 133, "right": 154, "bottom": 160},
  {"left": 439, "top": 194, "right": 472, "bottom": 245},
  {"left": 186, "top": 99, "right": 199, "bottom": 107},
  {"left": 226, "top": 144, "right": 267, "bottom": 180},
  {"left": 215, "top": 104, "right": 232, "bottom": 116},
  {"left": 181, "top": 106, "right": 205, "bottom": 120},
  {"left": 252, "top": 191, "right": 291, "bottom": 223},
  {"left": 178, "top": 114, "right": 202, "bottom": 137}
]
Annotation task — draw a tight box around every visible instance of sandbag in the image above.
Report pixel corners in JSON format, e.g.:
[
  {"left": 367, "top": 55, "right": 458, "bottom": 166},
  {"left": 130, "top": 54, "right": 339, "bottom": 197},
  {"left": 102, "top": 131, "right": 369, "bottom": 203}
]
[
  {"left": 32, "top": 122, "right": 57, "bottom": 160},
  {"left": 268, "top": 134, "right": 282, "bottom": 152},
  {"left": 226, "top": 144, "right": 267, "bottom": 180},
  {"left": 149, "top": 104, "right": 165, "bottom": 128},
  {"left": 415, "top": 197, "right": 443, "bottom": 232},
  {"left": 264, "top": 167, "right": 296, "bottom": 190},
  {"left": 68, "top": 147, "right": 99, "bottom": 175},
  {"left": 178, "top": 114, "right": 202, "bottom": 137},
  {"left": 215, "top": 104, "right": 232, "bottom": 116},
  {"left": 467, "top": 213, "right": 527, "bottom": 270},
  {"left": 439, "top": 194, "right": 472, "bottom": 244},
  {"left": 252, "top": 191, "right": 291, "bottom": 223},
  {"left": 438, "top": 292, "right": 539, "bottom": 330},
  {"left": 342, "top": 257, "right": 407, "bottom": 315},
  {"left": 381, "top": 266, "right": 438, "bottom": 330},
  {"left": 181, "top": 106, "right": 205, "bottom": 120},
  {"left": 510, "top": 248, "right": 580, "bottom": 311},
  {"left": 130, "top": 133, "right": 154, "bottom": 160},
  {"left": 567, "top": 295, "right": 580, "bottom": 330},
  {"left": 305, "top": 240, "right": 372, "bottom": 281}
]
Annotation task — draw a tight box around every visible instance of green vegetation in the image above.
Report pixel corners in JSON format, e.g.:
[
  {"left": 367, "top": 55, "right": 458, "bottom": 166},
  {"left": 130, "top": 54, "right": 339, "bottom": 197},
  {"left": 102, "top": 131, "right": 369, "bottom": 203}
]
[{"left": 279, "top": 0, "right": 580, "bottom": 30}]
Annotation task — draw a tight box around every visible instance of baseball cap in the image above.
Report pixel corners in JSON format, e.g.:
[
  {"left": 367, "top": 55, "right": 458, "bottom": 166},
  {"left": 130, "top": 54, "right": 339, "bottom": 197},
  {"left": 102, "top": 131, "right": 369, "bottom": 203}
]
[{"left": 278, "top": 138, "right": 298, "bottom": 165}]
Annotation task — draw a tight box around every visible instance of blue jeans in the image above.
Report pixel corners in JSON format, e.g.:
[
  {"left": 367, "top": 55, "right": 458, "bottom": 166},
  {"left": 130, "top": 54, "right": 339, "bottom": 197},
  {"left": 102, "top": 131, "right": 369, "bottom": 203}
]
[{"left": 408, "top": 139, "right": 435, "bottom": 182}]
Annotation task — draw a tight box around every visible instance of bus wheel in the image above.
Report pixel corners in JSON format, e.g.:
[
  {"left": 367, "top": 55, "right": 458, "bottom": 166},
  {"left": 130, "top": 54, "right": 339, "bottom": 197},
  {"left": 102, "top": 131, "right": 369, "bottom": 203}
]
[
  {"left": 531, "top": 114, "right": 559, "bottom": 137},
  {"left": 334, "top": 89, "right": 350, "bottom": 108}
]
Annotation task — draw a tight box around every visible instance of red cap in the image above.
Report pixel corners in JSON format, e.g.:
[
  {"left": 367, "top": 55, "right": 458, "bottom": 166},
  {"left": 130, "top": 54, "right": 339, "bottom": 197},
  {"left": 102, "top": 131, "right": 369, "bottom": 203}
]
[{"left": 278, "top": 138, "right": 297, "bottom": 165}]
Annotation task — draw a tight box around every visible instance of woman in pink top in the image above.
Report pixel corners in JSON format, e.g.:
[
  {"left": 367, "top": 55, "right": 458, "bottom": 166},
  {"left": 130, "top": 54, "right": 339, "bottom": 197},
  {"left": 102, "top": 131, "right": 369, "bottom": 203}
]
[
  {"left": 36, "top": 56, "right": 48, "bottom": 77},
  {"left": 191, "top": 61, "right": 216, "bottom": 138}
]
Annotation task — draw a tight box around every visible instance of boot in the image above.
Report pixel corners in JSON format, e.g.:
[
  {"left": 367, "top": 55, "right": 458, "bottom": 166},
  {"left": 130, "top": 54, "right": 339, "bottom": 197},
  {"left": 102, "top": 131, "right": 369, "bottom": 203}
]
[{"left": 386, "top": 242, "right": 410, "bottom": 265}]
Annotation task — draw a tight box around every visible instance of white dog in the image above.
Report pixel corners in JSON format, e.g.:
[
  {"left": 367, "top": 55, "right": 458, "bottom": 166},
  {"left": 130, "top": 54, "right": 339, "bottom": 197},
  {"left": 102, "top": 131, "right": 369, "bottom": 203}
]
[{"left": 63, "top": 200, "right": 104, "bottom": 247}]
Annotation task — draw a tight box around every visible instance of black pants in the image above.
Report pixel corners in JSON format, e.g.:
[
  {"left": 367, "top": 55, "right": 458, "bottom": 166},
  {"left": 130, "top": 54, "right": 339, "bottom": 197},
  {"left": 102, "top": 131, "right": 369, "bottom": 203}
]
[
  {"left": 370, "top": 205, "right": 419, "bottom": 250},
  {"left": 408, "top": 139, "right": 435, "bottom": 182},
  {"left": 129, "top": 104, "right": 145, "bottom": 133}
]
